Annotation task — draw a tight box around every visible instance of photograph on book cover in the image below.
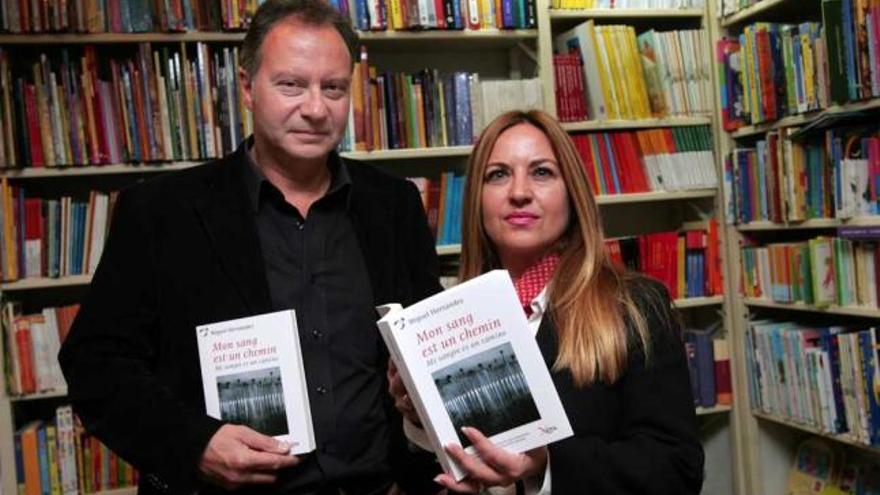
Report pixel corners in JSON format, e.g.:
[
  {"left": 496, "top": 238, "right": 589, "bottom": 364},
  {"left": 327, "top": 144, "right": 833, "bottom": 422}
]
[
  {"left": 433, "top": 342, "right": 540, "bottom": 447},
  {"left": 217, "top": 367, "right": 288, "bottom": 437}
]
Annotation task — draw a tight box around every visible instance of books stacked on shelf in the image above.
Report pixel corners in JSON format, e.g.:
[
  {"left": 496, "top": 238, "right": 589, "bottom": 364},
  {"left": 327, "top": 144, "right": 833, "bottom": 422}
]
[
  {"left": 786, "top": 438, "right": 880, "bottom": 493},
  {"left": 408, "top": 173, "right": 465, "bottom": 246},
  {"left": 718, "top": 2, "right": 880, "bottom": 131},
  {"left": 341, "top": 48, "right": 541, "bottom": 152},
  {"left": 553, "top": 25, "right": 711, "bottom": 121},
  {"left": 740, "top": 236, "right": 879, "bottom": 309},
  {"left": 571, "top": 126, "right": 716, "bottom": 194},
  {"left": 0, "top": 0, "right": 245, "bottom": 33},
  {"left": 683, "top": 327, "right": 733, "bottom": 409},
  {"left": 2, "top": 302, "right": 79, "bottom": 396},
  {"left": 605, "top": 219, "right": 723, "bottom": 300},
  {"left": 0, "top": 44, "right": 250, "bottom": 169},
  {"left": 14, "top": 406, "right": 138, "bottom": 495},
  {"left": 724, "top": 126, "right": 879, "bottom": 224},
  {"left": 0, "top": 181, "right": 116, "bottom": 282},
  {"left": 330, "top": 0, "right": 537, "bottom": 31},
  {"left": 743, "top": 320, "right": 880, "bottom": 444},
  {"left": 551, "top": 0, "right": 704, "bottom": 8}
]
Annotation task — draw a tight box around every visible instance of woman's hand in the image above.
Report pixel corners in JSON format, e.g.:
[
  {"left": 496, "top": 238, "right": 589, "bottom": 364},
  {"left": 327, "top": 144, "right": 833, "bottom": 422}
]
[
  {"left": 434, "top": 427, "right": 548, "bottom": 493},
  {"left": 387, "top": 358, "right": 423, "bottom": 426}
]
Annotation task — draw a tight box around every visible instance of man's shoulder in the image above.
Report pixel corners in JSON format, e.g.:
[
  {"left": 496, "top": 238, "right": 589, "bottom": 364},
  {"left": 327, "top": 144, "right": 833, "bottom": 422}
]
[
  {"left": 119, "top": 154, "right": 240, "bottom": 207},
  {"left": 343, "top": 157, "right": 420, "bottom": 203}
]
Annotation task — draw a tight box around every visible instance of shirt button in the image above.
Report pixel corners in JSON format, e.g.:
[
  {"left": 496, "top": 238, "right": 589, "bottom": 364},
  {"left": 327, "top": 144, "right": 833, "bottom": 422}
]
[
  {"left": 312, "top": 329, "right": 323, "bottom": 338},
  {"left": 296, "top": 221, "right": 305, "bottom": 230},
  {"left": 316, "top": 386, "right": 327, "bottom": 395}
]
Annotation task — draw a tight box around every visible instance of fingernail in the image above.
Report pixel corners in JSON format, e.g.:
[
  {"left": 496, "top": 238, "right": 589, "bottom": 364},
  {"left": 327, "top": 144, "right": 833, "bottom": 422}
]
[
  {"left": 433, "top": 476, "right": 442, "bottom": 483},
  {"left": 277, "top": 440, "right": 291, "bottom": 452}
]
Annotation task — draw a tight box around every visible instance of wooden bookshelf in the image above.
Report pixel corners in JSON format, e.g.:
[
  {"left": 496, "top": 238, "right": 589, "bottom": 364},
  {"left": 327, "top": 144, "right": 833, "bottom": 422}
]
[
  {"left": 549, "top": 8, "right": 705, "bottom": 20},
  {"left": 561, "top": 116, "right": 712, "bottom": 132},
  {"left": 719, "top": 0, "right": 793, "bottom": 27},
  {"left": 736, "top": 217, "right": 880, "bottom": 231},
  {"left": 0, "top": 161, "right": 201, "bottom": 179},
  {"left": 697, "top": 404, "right": 733, "bottom": 416},
  {"left": 753, "top": 411, "right": 880, "bottom": 456},
  {"left": 730, "top": 97, "right": 880, "bottom": 139},
  {"left": 340, "top": 145, "right": 472, "bottom": 161},
  {"left": 673, "top": 296, "right": 724, "bottom": 309},
  {"left": 0, "top": 29, "right": 537, "bottom": 45},
  {"left": 7, "top": 388, "right": 68, "bottom": 402},
  {"left": 594, "top": 189, "right": 716, "bottom": 205},
  {"left": 95, "top": 488, "right": 138, "bottom": 495},
  {"left": 0, "top": 274, "right": 93, "bottom": 291},
  {"left": 743, "top": 298, "right": 880, "bottom": 319}
]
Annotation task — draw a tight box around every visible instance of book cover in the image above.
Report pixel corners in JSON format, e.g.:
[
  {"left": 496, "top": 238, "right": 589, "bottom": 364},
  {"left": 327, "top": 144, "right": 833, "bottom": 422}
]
[
  {"left": 377, "top": 270, "right": 572, "bottom": 481},
  {"left": 196, "top": 310, "right": 315, "bottom": 455}
]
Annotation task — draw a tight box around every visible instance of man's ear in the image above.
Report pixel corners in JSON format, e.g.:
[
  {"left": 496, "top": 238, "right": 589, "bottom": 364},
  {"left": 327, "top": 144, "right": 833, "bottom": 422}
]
[{"left": 239, "top": 68, "right": 254, "bottom": 111}]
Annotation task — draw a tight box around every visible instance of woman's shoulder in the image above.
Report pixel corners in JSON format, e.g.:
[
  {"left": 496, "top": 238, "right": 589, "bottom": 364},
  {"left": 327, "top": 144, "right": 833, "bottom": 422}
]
[{"left": 620, "top": 273, "right": 682, "bottom": 353}]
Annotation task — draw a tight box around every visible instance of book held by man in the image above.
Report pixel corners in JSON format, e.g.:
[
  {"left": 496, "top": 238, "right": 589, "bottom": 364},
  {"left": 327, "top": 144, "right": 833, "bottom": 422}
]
[
  {"left": 196, "top": 310, "right": 315, "bottom": 454},
  {"left": 377, "top": 270, "right": 573, "bottom": 480}
]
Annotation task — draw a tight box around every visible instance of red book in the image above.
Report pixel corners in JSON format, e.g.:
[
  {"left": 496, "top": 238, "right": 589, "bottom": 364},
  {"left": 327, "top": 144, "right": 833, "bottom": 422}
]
[
  {"left": 609, "top": 133, "right": 633, "bottom": 193},
  {"left": 594, "top": 133, "right": 616, "bottom": 195},
  {"left": 605, "top": 239, "right": 624, "bottom": 268},
  {"left": 433, "top": 0, "right": 446, "bottom": 28},
  {"left": 426, "top": 178, "right": 441, "bottom": 240},
  {"left": 15, "top": 316, "right": 35, "bottom": 394},
  {"left": 706, "top": 219, "right": 722, "bottom": 295},
  {"left": 23, "top": 84, "right": 44, "bottom": 167},
  {"left": 755, "top": 28, "right": 777, "bottom": 122},
  {"left": 713, "top": 339, "right": 732, "bottom": 405}
]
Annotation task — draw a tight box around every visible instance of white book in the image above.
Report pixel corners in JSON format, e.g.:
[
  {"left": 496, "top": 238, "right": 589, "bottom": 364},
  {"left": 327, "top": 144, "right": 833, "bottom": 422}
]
[
  {"left": 554, "top": 21, "right": 608, "bottom": 121},
  {"left": 377, "top": 270, "right": 573, "bottom": 481},
  {"left": 196, "top": 310, "right": 315, "bottom": 455},
  {"left": 55, "top": 405, "right": 79, "bottom": 495}
]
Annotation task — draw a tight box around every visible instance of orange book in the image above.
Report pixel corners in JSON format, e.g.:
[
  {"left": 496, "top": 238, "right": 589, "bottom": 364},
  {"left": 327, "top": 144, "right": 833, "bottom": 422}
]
[
  {"left": 350, "top": 60, "right": 365, "bottom": 151},
  {"left": 413, "top": 81, "right": 427, "bottom": 149},
  {"left": 18, "top": 421, "right": 43, "bottom": 495},
  {"left": 369, "top": 66, "right": 381, "bottom": 150}
]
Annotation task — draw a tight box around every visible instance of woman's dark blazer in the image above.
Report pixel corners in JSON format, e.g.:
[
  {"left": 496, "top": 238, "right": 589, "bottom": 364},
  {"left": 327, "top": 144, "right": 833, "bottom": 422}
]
[{"left": 537, "top": 277, "right": 705, "bottom": 495}]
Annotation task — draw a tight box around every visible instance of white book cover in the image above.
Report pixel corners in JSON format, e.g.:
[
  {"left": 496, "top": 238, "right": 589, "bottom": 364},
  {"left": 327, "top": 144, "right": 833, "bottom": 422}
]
[
  {"left": 196, "top": 310, "right": 315, "bottom": 455},
  {"left": 377, "top": 270, "right": 573, "bottom": 481}
]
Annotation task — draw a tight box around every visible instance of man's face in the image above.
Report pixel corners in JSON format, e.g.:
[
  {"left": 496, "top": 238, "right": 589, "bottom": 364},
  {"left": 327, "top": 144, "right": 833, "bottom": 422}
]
[{"left": 240, "top": 18, "right": 352, "bottom": 163}]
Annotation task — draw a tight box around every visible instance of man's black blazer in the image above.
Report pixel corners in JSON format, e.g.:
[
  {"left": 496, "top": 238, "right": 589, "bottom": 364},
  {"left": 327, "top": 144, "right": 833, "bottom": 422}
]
[
  {"left": 536, "top": 277, "right": 705, "bottom": 495},
  {"left": 58, "top": 146, "right": 443, "bottom": 494}
]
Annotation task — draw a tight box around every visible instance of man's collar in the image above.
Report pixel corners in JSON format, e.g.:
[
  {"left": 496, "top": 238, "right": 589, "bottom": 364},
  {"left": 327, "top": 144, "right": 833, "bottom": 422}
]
[{"left": 240, "top": 137, "right": 352, "bottom": 213}]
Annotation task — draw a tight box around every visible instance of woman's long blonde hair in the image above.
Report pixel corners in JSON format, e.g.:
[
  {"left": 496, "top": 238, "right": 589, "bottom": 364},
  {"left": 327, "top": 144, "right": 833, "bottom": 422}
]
[{"left": 459, "top": 110, "right": 650, "bottom": 386}]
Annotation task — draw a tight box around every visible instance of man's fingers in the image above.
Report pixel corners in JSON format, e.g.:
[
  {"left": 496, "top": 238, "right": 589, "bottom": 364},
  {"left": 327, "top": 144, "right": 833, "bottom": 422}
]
[
  {"left": 236, "top": 426, "right": 290, "bottom": 454},
  {"left": 244, "top": 450, "right": 301, "bottom": 471},
  {"left": 433, "top": 474, "right": 481, "bottom": 494}
]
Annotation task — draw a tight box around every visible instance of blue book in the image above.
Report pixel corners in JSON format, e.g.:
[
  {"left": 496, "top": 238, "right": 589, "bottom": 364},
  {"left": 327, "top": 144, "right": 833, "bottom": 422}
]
[
  {"left": 601, "top": 134, "right": 621, "bottom": 194},
  {"left": 453, "top": 73, "right": 472, "bottom": 146},
  {"left": 756, "top": 140, "right": 769, "bottom": 220},
  {"left": 439, "top": 172, "right": 455, "bottom": 245},
  {"left": 501, "top": 0, "right": 514, "bottom": 28},
  {"left": 818, "top": 330, "right": 848, "bottom": 433},
  {"left": 860, "top": 330, "right": 880, "bottom": 445},
  {"left": 841, "top": 0, "right": 859, "bottom": 101},
  {"left": 684, "top": 328, "right": 716, "bottom": 408},
  {"left": 37, "top": 425, "right": 49, "bottom": 495},
  {"left": 353, "top": 0, "right": 370, "bottom": 31},
  {"left": 684, "top": 338, "right": 700, "bottom": 406}
]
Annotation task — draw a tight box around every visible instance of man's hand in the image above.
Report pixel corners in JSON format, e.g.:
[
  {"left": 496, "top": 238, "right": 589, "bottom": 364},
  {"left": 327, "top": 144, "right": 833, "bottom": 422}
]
[
  {"left": 387, "top": 358, "right": 422, "bottom": 427},
  {"left": 198, "top": 424, "right": 301, "bottom": 490},
  {"left": 434, "top": 427, "right": 547, "bottom": 493}
]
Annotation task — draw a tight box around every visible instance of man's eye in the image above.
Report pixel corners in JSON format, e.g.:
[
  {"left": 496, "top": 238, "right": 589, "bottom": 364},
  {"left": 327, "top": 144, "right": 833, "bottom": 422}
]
[{"left": 323, "top": 85, "right": 348, "bottom": 98}]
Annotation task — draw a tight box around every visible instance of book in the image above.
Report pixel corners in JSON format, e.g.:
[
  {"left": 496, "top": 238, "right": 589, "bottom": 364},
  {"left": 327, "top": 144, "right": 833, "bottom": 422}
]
[
  {"left": 195, "top": 310, "right": 315, "bottom": 455},
  {"left": 376, "top": 270, "right": 572, "bottom": 480}
]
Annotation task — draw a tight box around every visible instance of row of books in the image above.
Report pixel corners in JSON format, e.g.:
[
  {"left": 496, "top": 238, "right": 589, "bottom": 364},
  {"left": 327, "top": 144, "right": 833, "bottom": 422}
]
[
  {"left": 341, "top": 48, "right": 542, "bottom": 152},
  {"left": 2, "top": 302, "right": 79, "bottom": 396},
  {"left": 740, "top": 236, "right": 880, "bottom": 309},
  {"left": 605, "top": 219, "right": 724, "bottom": 300},
  {"left": 15, "top": 406, "right": 137, "bottom": 495},
  {"left": 0, "top": 181, "right": 117, "bottom": 282},
  {"left": 724, "top": 127, "right": 880, "bottom": 224},
  {"left": 328, "top": 0, "right": 537, "bottom": 31},
  {"left": 551, "top": 0, "right": 703, "bottom": 8},
  {"left": 571, "top": 126, "right": 717, "bottom": 195},
  {"left": 744, "top": 321, "right": 880, "bottom": 446},
  {"left": 786, "top": 438, "right": 880, "bottom": 494},
  {"left": 0, "top": 44, "right": 251, "bottom": 168},
  {"left": 0, "top": 0, "right": 249, "bottom": 33},
  {"left": 683, "top": 328, "right": 732, "bottom": 409},
  {"left": 408, "top": 173, "right": 464, "bottom": 246},
  {"left": 554, "top": 24, "right": 711, "bottom": 121},
  {"left": 718, "top": 2, "right": 880, "bottom": 130}
]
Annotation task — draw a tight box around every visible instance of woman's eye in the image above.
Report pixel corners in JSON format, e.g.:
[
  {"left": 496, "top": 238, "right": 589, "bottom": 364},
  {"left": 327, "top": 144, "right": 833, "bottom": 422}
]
[
  {"left": 485, "top": 169, "right": 508, "bottom": 182},
  {"left": 532, "top": 166, "right": 555, "bottom": 178}
]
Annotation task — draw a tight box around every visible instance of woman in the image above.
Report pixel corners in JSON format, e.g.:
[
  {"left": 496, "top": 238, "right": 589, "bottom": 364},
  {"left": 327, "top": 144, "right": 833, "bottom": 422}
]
[{"left": 389, "top": 109, "right": 704, "bottom": 494}]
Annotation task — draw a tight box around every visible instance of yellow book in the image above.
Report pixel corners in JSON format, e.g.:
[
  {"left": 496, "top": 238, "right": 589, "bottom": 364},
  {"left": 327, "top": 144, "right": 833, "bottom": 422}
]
[
  {"left": 231, "top": 0, "right": 241, "bottom": 28},
  {"left": 388, "top": 0, "right": 404, "bottom": 30},
  {"left": 744, "top": 26, "right": 761, "bottom": 121},
  {"left": 32, "top": 62, "right": 56, "bottom": 166},
  {"left": 480, "top": 0, "right": 494, "bottom": 29},
  {"left": 351, "top": 60, "right": 365, "bottom": 151},
  {"left": 3, "top": 178, "right": 17, "bottom": 280},
  {"left": 591, "top": 24, "right": 618, "bottom": 119},
  {"left": 677, "top": 235, "right": 686, "bottom": 298},
  {"left": 623, "top": 26, "right": 651, "bottom": 119},
  {"left": 369, "top": 66, "right": 381, "bottom": 150},
  {"left": 414, "top": 81, "right": 427, "bottom": 149},
  {"left": 600, "top": 27, "right": 628, "bottom": 119},
  {"left": 800, "top": 31, "right": 816, "bottom": 110}
]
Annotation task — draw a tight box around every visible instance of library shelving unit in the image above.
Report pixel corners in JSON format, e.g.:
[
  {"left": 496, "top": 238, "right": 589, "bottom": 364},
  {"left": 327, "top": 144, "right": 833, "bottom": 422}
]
[
  {"left": 0, "top": 18, "right": 542, "bottom": 495},
  {"left": 713, "top": 0, "right": 880, "bottom": 494},
  {"left": 537, "top": 2, "right": 739, "bottom": 494}
]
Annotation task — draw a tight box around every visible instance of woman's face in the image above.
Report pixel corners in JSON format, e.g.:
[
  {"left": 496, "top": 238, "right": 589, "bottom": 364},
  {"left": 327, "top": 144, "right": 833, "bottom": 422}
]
[{"left": 480, "top": 123, "right": 571, "bottom": 272}]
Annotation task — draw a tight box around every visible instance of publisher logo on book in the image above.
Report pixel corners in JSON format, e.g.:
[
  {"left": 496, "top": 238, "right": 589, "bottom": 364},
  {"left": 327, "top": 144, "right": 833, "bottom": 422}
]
[
  {"left": 198, "top": 327, "right": 210, "bottom": 338},
  {"left": 538, "top": 426, "right": 557, "bottom": 435},
  {"left": 392, "top": 317, "right": 406, "bottom": 331}
]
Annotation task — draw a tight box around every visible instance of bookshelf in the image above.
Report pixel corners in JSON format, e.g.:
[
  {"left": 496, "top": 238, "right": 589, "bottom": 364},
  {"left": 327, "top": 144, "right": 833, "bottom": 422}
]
[
  {"left": 713, "top": 0, "right": 880, "bottom": 493},
  {"left": 0, "top": 1, "right": 741, "bottom": 494},
  {"left": 538, "top": 2, "right": 739, "bottom": 494}
]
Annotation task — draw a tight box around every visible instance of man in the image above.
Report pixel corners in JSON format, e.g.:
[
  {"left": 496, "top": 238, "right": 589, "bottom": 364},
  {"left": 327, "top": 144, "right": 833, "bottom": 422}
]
[{"left": 58, "top": 1, "right": 442, "bottom": 494}]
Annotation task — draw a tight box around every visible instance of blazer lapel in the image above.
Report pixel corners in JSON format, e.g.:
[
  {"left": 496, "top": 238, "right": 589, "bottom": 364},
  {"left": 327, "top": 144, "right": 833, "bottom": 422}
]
[
  {"left": 349, "top": 170, "right": 395, "bottom": 305},
  {"left": 536, "top": 315, "right": 558, "bottom": 368},
  {"left": 193, "top": 151, "right": 272, "bottom": 315}
]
